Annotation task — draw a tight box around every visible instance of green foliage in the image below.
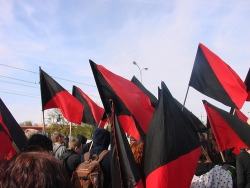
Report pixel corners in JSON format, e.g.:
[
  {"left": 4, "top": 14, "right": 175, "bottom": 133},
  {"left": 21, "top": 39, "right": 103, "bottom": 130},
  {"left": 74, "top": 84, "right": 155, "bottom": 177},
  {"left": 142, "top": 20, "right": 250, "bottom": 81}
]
[
  {"left": 71, "top": 123, "right": 95, "bottom": 140},
  {"left": 19, "top": 120, "right": 37, "bottom": 127}
]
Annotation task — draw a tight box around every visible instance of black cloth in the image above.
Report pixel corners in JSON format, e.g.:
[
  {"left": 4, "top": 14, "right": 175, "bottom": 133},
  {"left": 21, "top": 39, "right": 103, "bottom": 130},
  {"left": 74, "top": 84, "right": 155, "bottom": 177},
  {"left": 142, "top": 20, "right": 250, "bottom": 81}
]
[
  {"left": 237, "top": 151, "right": 250, "bottom": 188},
  {"left": 82, "top": 128, "right": 111, "bottom": 188},
  {"left": 80, "top": 141, "right": 92, "bottom": 156},
  {"left": 195, "top": 163, "right": 216, "bottom": 176},
  {"left": 62, "top": 149, "right": 81, "bottom": 178}
]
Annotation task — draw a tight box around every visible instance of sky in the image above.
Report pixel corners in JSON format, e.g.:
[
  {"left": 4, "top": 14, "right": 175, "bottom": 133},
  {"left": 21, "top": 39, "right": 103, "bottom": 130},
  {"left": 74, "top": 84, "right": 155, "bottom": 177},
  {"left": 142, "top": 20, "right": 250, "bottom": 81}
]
[{"left": 0, "top": 0, "right": 249, "bottom": 125}]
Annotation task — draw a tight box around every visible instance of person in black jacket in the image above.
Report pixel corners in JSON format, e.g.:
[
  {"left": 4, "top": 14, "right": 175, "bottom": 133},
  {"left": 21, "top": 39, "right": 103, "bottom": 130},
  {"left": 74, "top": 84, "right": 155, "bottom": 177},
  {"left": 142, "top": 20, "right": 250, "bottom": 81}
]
[
  {"left": 237, "top": 148, "right": 250, "bottom": 188},
  {"left": 61, "top": 138, "right": 82, "bottom": 178},
  {"left": 77, "top": 134, "right": 92, "bottom": 155},
  {"left": 82, "top": 128, "right": 111, "bottom": 188}
]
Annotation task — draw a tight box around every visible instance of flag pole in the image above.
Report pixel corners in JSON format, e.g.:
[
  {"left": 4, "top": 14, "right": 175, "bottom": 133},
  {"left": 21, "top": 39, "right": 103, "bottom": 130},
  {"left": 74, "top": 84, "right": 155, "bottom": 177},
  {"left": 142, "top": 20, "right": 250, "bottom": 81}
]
[
  {"left": 12, "top": 141, "right": 20, "bottom": 153},
  {"left": 69, "top": 122, "right": 72, "bottom": 141},
  {"left": 42, "top": 110, "right": 46, "bottom": 135},
  {"left": 201, "top": 145, "right": 211, "bottom": 163},
  {"left": 182, "top": 85, "right": 190, "bottom": 111},
  {"left": 39, "top": 66, "right": 46, "bottom": 135},
  {"left": 220, "top": 151, "right": 226, "bottom": 162}
]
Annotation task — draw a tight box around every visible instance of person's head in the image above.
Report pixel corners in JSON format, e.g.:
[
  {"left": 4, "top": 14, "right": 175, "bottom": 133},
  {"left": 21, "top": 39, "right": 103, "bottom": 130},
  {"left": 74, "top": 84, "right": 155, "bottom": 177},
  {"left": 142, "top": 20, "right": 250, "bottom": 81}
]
[
  {"left": 24, "top": 134, "right": 53, "bottom": 153},
  {"left": 130, "top": 136, "right": 137, "bottom": 144},
  {"left": 68, "top": 138, "right": 82, "bottom": 153},
  {"left": 52, "top": 132, "right": 65, "bottom": 144},
  {"left": 77, "top": 134, "right": 87, "bottom": 145},
  {"left": 24, "top": 129, "right": 39, "bottom": 140},
  {"left": 92, "top": 128, "right": 110, "bottom": 149},
  {"left": 130, "top": 142, "right": 144, "bottom": 168},
  {"left": 0, "top": 151, "right": 71, "bottom": 188},
  {"left": 207, "top": 129, "right": 223, "bottom": 164}
]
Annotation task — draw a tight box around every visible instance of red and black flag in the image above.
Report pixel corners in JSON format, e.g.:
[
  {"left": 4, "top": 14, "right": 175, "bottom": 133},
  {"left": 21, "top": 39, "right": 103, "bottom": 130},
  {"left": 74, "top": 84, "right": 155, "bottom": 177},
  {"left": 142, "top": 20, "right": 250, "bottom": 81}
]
[
  {"left": 40, "top": 68, "right": 84, "bottom": 124},
  {"left": 110, "top": 101, "right": 144, "bottom": 188},
  {"left": 234, "top": 109, "right": 248, "bottom": 123},
  {"left": 72, "top": 85, "right": 107, "bottom": 128},
  {"left": 0, "top": 98, "right": 26, "bottom": 160},
  {"left": 245, "top": 68, "right": 250, "bottom": 101},
  {"left": 143, "top": 82, "right": 200, "bottom": 188},
  {"left": 189, "top": 43, "right": 247, "bottom": 109},
  {"left": 131, "top": 76, "right": 158, "bottom": 109},
  {"left": 89, "top": 60, "right": 154, "bottom": 141},
  {"left": 203, "top": 100, "right": 250, "bottom": 152}
]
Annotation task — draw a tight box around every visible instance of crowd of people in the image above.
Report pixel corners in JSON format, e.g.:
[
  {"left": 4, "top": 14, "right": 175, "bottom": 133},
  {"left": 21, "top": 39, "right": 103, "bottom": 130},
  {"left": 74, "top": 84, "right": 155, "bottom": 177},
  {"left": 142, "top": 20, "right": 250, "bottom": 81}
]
[{"left": 0, "top": 126, "right": 250, "bottom": 188}]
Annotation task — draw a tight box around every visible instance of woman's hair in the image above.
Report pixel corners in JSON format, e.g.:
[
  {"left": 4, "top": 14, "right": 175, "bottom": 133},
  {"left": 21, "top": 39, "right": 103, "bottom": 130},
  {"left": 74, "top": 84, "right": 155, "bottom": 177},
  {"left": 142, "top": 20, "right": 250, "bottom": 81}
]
[
  {"left": 25, "top": 129, "right": 39, "bottom": 140},
  {"left": 0, "top": 152, "right": 71, "bottom": 188},
  {"left": 206, "top": 129, "right": 223, "bottom": 164},
  {"left": 130, "top": 142, "right": 144, "bottom": 168},
  {"left": 52, "top": 132, "right": 64, "bottom": 143}
]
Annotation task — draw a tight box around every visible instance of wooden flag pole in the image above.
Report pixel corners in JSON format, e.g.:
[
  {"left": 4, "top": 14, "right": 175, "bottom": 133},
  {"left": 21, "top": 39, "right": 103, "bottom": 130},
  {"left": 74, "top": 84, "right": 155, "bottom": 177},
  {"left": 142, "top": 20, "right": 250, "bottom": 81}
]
[
  {"left": 220, "top": 151, "right": 226, "bottom": 162},
  {"left": 12, "top": 141, "right": 20, "bottom": 153},
  {"left": 69, "top": 122, "right": 72, "bottom": 141},
  {"left": 182, "top": 85, "right": 190, "bottom": 111},
  {"left": 42, "top": 110, "right": 46, "bottom": 135},
  {"left": 201, "top": 145, "right": 212, "bottom": 163}
]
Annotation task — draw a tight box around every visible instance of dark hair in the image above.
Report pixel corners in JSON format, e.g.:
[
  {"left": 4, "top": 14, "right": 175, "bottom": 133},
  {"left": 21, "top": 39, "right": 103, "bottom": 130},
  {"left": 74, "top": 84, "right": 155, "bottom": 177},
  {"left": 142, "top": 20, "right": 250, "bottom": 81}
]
[
  {"left": 0, "top": 152, "right": 71, "bottom": 188},
  {"left": 25, "top": 134, "right": 53, "bottom": 152},
  {"left": 206, "top": 129, "right": 223, "bottom": 164}
]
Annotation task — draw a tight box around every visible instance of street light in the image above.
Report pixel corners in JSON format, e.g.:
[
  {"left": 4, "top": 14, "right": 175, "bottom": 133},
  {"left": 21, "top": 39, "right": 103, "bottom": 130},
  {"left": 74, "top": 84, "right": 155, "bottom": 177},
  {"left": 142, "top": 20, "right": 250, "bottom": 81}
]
[{"left": 132, "top": 61, "right": 148, "bottom": 83}]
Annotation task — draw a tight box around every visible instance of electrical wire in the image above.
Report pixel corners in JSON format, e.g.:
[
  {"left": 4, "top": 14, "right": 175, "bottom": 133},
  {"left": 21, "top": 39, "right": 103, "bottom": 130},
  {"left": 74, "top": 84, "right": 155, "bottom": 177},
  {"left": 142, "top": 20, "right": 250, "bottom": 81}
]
[
  {"left": 0, "top": 63, "right": 96, "bottom": 87},
  {"left": 0, "top": 79, "right": 39, "bottom": 88},
  {"left": 0, "top": 90, "right": 40, "bottom": 98}
]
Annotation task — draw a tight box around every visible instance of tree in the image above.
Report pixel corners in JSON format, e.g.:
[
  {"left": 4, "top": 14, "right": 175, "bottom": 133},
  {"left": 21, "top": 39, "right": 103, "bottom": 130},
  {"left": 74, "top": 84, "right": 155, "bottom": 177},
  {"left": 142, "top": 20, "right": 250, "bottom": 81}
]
[{"left": 19, "top": 120, "right": 38, "bottom": 127}]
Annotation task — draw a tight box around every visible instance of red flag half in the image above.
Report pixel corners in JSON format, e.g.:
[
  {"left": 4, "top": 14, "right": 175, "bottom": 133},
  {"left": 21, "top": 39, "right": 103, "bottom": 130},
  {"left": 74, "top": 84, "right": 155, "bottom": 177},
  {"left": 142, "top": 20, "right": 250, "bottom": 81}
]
[
  {"left": 40, "top": 68, "right": 84, "bottom": 124},
  {"left": 0, "top": 98, "right": 26, "bottom": 160},
  {"left": 89, "top": 60, "right": 154, "bottom": 140},
  {"left": 189, "top": 43, "right": 247, "bottom": 109},
  {"left": 72, "top": 86, "right": 107, "bottom": 128},
  {"left": 110, "top": 101, "right": 144, "bottom": 188},
  {"left": 143, "top": 82, "right": 200, "bottom": 188},
  {"left": 245, "top": 68, "right": 250, "bottom": 101},
  {"left": 235, "top": 109, "right": 248, "bottom": 123},
  {"left": 203, "top": 100, "right": 250, "bottom": 151}
]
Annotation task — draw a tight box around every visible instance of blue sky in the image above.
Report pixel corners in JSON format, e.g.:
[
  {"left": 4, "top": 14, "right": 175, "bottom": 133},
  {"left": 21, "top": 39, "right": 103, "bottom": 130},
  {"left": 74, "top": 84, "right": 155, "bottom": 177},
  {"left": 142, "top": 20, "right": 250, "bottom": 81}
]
[{"left": 0, "top": 0, "right": 249, "bottom": 124}]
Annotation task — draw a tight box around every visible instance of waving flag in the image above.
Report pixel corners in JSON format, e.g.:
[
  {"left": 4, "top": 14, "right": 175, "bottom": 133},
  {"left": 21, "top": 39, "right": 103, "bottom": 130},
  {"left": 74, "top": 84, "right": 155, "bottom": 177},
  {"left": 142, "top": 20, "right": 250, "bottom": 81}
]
[
  {"left": 203, "top": 100, "right": 250, "bottom": 151},
  {"left": 72, "top": 86, "right": 107, "bottom": 128},
  {"left": 131, "top": 76, "right": 158, "bottom": 108},
  {"left": 110, "top": 101, "right": 144, "bottom": 188},
  {"left": 245, "top": 68, "right": 250, "bottom": 101},
  {"left": 0, "top": 98, "right": 26, "bottom": 160},
  {"left": 40, "top": 68, "right": 84, "bottom": 124},
  {"left": 235, "top": 109, "right": 248, "bottom": 123},
  {"left": 143, "top": 82, "right": 200, "bottom": 188},
  {"left": 189, "top": 43, "right": 247, "bottom": 109},
  {"left": 90, "top": 60, "right": 154, "bottom": 140}
]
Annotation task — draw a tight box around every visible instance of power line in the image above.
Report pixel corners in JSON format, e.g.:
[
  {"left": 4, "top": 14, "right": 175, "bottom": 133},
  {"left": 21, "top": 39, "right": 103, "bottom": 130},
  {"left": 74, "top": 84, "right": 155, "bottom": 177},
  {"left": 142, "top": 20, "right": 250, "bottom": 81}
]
[
  {"left": 0, "top": 63, "right": 96, "bottom": 87},
  {"left": 0, "top": 90, "right": 40, "bottom": 98},
  {"left": 0, "top": 79, "right": 39, "bottom": 88},
  {"left": 0, "top": 63, "right": 37, "bottom": 74},
  {"left": 0, "top": 75, "right": 38, "bottom": 85}
]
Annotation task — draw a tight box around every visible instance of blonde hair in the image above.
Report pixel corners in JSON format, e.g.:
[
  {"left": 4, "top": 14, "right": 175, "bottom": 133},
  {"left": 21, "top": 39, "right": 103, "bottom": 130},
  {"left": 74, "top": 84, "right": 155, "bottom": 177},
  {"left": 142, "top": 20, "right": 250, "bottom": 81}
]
[
  {"left": 25, "top": 129, "right": 39, "bottom": 140},
  {"left": 68, "top": 139, "right": 81, "bottom": 150}
]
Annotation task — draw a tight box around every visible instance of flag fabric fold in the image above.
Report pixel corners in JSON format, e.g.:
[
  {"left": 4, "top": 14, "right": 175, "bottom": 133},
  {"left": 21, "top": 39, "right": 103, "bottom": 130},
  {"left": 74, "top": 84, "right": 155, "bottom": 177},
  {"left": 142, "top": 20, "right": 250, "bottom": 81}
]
[
  {"left": 110, "top": 100, "right": 144, "bottom": 188},
  {"left": 89, "top": 60, "right": 154, "bottom": 140},
  {"left": 189, "top": 43, "right": 247, "bottom": 109},
  {"left": 143, "top": 82, "right": 200, "bottom": 188},
  {"left": 203, "top": 100, "right": 250, "bottom": 151},
  {"left": 0, "top": 98, "right": 26, "bottom": 160},
  {"left": 40, "top": 68, "right": 84, "bottom": 124},
  {"left": 72, "top": 86, "right": 107, "bottom": 128},
  {"left": 245, "top": 68, "right": 250, "bottom": 101}
]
